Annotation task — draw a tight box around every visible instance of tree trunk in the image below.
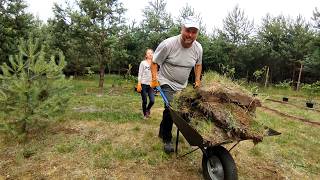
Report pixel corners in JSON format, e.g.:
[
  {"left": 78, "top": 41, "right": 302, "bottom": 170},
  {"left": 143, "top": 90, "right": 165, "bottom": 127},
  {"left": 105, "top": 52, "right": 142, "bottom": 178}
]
[
  {"left": 99, "top": 63, "right": 105, "bottom": 94},
  {"left": 292, "top": 62, "right": 296, "bottom": 88},
  {"left": 264, "top": 66, "right": 269, "bottom": 87},
  {"left": 296, "top": 63, "right": 303, "bottom": 91},
  {"left": 246, "top": 70, "right": 249, "bottom": 83},
  {"left": 98, "top": 46, "right": 106, "bottom": 94}
]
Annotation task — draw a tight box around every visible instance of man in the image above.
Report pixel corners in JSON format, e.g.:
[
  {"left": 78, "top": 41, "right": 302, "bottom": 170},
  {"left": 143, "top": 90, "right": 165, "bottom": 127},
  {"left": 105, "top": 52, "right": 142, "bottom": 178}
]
[{"left": 150, "top": 16, "right": 203, "bottom": 154}]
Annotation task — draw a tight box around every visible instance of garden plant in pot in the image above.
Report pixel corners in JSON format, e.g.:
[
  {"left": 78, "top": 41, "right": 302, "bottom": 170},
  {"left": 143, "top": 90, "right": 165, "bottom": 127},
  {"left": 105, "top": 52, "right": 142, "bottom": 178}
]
[
  {"left": 275, "top": 80, "right": 292, "bottom": 102},
  {"left": 301, "top": 81, "right": 320, "bottom": 108}
]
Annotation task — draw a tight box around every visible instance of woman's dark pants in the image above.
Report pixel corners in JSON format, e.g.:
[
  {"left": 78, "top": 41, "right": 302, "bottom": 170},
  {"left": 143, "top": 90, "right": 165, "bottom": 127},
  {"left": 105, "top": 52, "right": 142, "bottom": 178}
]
[{"left": 141, "top": 84, "right": 155, "bottom": 116}]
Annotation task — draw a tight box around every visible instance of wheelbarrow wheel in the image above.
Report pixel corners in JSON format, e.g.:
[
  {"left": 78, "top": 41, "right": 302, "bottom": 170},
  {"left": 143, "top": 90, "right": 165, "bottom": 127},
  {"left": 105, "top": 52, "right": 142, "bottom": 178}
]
[{"left": 202, "top": 146, "right": 238, "bottom": 180}]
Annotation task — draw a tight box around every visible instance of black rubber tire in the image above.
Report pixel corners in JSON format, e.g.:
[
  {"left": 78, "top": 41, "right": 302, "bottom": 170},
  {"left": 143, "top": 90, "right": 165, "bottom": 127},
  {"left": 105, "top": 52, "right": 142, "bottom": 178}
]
[{"left": 202, "top": 146, "right": 238, "bottom": 180}]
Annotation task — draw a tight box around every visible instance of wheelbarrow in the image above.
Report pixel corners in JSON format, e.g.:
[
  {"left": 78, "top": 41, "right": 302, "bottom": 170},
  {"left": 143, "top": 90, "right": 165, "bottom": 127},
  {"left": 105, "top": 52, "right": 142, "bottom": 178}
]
[{"left": 155, "top": 86, "right": 281, "bottom": 180}]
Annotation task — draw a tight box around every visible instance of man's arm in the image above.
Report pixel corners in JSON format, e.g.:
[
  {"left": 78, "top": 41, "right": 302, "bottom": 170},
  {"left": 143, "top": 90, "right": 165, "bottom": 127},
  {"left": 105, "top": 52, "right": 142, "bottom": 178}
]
[
  {"left": 150, "top": 62, "right": 160, "bottom": 88},
  {"left": 194, "top": 64, "right": 202, "bottom": 88}
]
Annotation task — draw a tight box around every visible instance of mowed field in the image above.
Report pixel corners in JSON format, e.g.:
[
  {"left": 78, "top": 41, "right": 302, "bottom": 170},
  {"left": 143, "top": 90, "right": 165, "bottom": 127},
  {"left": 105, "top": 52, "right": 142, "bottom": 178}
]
[{"left": 1, "top": 75, "right": 319, "bottom": 179}]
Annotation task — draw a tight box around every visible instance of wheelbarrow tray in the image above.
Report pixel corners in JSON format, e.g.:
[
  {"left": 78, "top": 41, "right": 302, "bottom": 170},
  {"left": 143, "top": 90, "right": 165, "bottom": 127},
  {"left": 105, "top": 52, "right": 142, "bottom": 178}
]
[
  {"left": 156, "top": 86, "right": 280, "bottom": 148},
  {"left": 169, "top": 107, "right": 239, "bottom": 149},
  {"left": 169, "top": 107, "right": 207, "bottom": 147},
  {"left": 168, "top": 103, "right": 280, "bottom": 148}
]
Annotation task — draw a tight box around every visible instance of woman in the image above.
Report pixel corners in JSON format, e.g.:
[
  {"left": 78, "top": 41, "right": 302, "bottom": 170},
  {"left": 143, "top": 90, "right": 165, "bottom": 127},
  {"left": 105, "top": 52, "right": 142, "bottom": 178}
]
[{"left": 136, "top": 49, "right": 155, "bottom": 119}]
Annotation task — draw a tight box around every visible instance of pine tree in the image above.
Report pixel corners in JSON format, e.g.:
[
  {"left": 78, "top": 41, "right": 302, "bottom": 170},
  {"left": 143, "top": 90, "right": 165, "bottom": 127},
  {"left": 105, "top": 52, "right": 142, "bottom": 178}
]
[{"left": 0, "top": 37, "right": 72, "bottom": 138}]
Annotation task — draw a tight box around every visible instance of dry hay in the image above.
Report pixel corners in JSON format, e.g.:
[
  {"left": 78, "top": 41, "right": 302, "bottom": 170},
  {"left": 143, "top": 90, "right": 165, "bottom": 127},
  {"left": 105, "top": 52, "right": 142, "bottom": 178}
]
[{"left": 173, "top": 73, "right": 265, "bottom": 144}]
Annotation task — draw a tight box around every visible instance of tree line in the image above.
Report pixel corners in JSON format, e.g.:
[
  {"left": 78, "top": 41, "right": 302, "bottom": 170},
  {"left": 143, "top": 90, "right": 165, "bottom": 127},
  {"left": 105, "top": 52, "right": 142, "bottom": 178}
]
[{"left": 1, "top": 0, "right": 320, "bottom": 89}]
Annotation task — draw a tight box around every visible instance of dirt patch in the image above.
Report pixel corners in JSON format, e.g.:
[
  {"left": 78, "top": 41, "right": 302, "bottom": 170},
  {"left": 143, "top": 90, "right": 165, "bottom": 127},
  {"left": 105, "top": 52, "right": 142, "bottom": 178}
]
[
  {"left": 2, "top": 120, "right": 198, "bottom": 179},
  {"left": 72, "top": 105, "right": 102, "bottom": 113},
  {"left": 260, "top": 106, "right": 320, "bottom": 126},
  {"left": 0, "top": 117, "right": 301, "bottom": 180},
  {"left": 228, "top": 141, "right": 305, "bottom": 180},
  {"left": 266, "top": 98, "right": 320, "bottom": 113}
]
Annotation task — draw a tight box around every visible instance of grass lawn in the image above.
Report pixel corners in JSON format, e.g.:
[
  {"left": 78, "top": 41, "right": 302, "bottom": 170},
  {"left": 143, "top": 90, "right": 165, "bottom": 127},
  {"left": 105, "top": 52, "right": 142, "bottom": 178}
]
[{"left": 1, "top": 75, "right": 319, "bottom": 179}]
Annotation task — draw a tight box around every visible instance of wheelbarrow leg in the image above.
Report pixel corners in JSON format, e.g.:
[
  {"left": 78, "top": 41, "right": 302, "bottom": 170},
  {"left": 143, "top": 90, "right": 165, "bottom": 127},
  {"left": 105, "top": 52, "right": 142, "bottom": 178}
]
[{"left": 175, "top": 128, "right": 179, "bottom": 154}]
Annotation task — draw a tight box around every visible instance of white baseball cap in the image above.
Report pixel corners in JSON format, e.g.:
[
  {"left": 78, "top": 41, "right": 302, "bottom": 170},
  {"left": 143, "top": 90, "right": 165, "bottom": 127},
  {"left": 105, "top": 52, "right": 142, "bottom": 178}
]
[{"left": 182, "top": 16, "right": 199, "bottom": 30}]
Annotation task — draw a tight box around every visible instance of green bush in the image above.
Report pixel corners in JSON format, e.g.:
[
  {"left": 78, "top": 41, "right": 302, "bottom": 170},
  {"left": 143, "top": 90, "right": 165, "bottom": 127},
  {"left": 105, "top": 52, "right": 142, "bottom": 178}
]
[
  {"left": 275, "top": 80, "right": 292, "bottom": 98},
  {"left": 0, "top": 38, "right": 72, "bottom": 138},
  {"left": 275, "top": 80, "right": 292, "bottom": 90},
  {"left": 301, "top": 81, "right": 320, "bottom": 103}
]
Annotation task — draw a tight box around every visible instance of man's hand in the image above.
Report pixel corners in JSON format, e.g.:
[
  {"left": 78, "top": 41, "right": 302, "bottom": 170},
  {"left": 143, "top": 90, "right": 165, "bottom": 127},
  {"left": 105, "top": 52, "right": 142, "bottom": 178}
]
[
  {"left": 150, "top": 62, "right": 159, "bottom": 88},
  {"left": 194, "top": 64, "right": 202, "bottom": 89},
  {"left": 150, "top": 80, "right": 160, "bottom": 88},
  {"left": 136, "top": 83, "right": 142, "bottom": 93},
  {"left": 194, "top": 81, "right": 201, "bottom": 89}
]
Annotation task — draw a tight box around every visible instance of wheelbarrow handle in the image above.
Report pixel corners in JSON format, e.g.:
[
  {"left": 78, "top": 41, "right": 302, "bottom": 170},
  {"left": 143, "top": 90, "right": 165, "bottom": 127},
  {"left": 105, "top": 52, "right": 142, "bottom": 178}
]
[{"left": 155, "top": 86, "right": 170, "bottom": 107}]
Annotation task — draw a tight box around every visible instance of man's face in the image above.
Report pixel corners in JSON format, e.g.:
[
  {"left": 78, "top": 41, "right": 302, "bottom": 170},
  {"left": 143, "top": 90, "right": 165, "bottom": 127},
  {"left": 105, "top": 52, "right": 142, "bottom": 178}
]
[{"left": 180, "top": 26, "right": 199, "bottom": 47}]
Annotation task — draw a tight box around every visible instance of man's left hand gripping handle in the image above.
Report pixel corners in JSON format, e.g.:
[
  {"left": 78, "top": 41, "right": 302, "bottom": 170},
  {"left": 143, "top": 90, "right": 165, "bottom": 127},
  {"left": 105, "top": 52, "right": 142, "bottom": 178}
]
[{"left": 150, "top": 63, "right": 160, "bottom": 88}]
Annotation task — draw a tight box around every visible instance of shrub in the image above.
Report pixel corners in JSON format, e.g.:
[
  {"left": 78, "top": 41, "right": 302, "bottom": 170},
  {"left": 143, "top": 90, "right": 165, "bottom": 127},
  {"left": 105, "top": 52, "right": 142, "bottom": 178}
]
[
  {"left": 275, "top": 80, "right": 292, "bottom": 90},
  {"left": 301, "top": 81, "right": 320, "bottom": 103},
  {"left": 0, "top": 38, "right": 72, "bottom": 138}
]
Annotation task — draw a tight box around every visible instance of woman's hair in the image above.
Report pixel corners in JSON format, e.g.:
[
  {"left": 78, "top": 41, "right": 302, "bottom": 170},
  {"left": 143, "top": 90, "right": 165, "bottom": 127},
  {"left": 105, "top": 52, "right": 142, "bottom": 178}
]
[{"left": 144, "top": 48, "right": 154, "bottom": 59}]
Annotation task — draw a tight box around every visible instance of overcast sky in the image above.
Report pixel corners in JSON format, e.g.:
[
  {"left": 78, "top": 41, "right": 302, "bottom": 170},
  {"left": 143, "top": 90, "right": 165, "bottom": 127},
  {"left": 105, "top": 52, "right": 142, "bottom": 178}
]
[{"left": 26, "top": 0, "right": 319, "bottom": 32}]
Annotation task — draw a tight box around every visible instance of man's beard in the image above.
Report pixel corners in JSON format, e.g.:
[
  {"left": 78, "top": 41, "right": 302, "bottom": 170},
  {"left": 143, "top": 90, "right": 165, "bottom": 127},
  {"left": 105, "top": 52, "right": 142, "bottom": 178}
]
[{"left": 184, "top": 37, "right": 194, "bottom": 44}]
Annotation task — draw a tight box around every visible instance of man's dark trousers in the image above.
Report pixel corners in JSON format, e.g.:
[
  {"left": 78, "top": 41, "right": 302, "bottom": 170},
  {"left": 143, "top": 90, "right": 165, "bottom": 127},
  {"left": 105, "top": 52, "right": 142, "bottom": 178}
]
[{"left": 159, "top": 84, "right": 175, "bottom": 143}]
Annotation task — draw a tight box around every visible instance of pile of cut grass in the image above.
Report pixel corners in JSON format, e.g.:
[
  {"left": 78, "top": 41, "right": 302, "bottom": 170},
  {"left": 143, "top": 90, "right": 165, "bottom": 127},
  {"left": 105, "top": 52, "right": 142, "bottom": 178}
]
[{"left": 173, "top": 71, "right": 267, "bottom": 144}]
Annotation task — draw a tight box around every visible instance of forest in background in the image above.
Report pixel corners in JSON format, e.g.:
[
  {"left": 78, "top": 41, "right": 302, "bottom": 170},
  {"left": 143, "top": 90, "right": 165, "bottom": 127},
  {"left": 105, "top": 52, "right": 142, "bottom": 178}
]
[{"left": 1, "top": 0, "right": 320, "bottom": 88}]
